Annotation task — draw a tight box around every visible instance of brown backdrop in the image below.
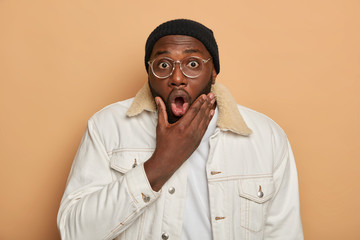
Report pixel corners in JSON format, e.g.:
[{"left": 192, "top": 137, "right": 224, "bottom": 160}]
[{"left": 1, "top": 0, "right": 359, "bottom": 239}]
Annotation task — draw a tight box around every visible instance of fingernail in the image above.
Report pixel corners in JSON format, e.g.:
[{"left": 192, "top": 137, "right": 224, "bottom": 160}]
[
  {"left": 210, "top": 109, "right": 214, "bottom": 117},
  {"left": 211, "top": 99, "right": 215, "bottom": 105},
  {"left": 155, "top": 98, "right": 159, "bottom": 105},
  {"left": 209, "top": 93, "right": 215, "bottom": 100}
]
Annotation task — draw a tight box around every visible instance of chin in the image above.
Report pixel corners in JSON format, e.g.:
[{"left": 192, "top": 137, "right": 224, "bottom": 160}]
[{"left": 166, "top": 109, "right": 182, "bottom": 124}]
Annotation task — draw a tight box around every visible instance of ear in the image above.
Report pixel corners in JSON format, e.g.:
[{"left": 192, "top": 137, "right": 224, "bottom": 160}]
[{"left": 211, "top": 68, "right": 217, "bottom": 84}]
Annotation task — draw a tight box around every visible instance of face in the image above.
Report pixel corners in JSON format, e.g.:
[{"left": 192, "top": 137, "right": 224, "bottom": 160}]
[{"left": 148, "top": 35, "right": 217, "bottom": 123}]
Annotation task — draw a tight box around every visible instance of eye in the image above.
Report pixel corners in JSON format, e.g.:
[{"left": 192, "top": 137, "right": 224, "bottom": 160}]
[
  {"left": 158, "top": 61, "right": 171, "bottom": 69},
  {"left": 187, "top": 60, "right": 200, "bottom": 68}
]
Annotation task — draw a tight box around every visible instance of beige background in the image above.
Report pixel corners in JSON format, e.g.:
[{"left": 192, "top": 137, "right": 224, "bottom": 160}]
[{"left": 1, "top": 0, "right": 359, "bottom": 239}]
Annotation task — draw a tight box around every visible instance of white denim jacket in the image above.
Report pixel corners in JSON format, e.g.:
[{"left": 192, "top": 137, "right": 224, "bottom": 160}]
[{"left": 57, "top": 83, "right": 303, "bottom": 240}]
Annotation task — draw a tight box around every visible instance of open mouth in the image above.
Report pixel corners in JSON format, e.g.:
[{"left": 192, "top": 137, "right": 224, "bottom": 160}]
[{"left": 169, "top": 90, "right": 190, "bottom": 117}]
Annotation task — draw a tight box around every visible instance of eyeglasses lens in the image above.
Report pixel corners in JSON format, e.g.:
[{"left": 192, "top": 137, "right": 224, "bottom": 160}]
[{"left": 152, "top": 57, "right": 204, "bottom": 78}]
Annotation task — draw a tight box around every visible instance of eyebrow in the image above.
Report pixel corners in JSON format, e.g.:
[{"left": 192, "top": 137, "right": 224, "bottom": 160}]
[
  {"left": 184, "top": 49, "right": 202, "bottom": 54},
  {"left": 152, "top": 48, "right": 203, "bottom": 58},
  {"left": 153, "top": 50, "right": 170, "bottom": 57}
]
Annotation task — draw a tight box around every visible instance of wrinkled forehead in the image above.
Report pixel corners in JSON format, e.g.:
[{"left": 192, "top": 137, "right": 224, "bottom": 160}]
[{"left": 151, "top": 35, "right": 210, "bottom": 59}]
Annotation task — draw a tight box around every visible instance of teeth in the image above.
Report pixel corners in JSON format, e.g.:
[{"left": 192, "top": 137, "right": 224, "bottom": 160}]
[{"left": 171, "top": 102, "right": 189, "bottom": 117}]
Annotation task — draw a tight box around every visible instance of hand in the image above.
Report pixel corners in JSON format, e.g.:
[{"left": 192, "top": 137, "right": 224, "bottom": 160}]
[{"left": 144, "top": 93, "right": 216, "bottom": 191}]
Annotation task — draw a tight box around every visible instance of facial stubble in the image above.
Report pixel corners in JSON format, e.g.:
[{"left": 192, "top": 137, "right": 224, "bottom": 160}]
[{"left": 149, "top": 75, "right": 213, "bottom": 124}]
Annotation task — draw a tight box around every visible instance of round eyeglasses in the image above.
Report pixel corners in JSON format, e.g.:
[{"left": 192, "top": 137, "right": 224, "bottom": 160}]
[{"left": 148, "top": 56, "right": 212, "bottom": 79}]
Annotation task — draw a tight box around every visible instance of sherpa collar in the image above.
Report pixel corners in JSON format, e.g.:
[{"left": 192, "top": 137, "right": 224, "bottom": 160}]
[{"left": 126, "top": 82, "right": 252, "bottom": 136}]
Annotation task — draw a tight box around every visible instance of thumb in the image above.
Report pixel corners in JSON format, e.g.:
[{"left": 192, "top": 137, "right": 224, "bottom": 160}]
[{"left": 155, "top": 97, "right": 168, "bottom": 125}]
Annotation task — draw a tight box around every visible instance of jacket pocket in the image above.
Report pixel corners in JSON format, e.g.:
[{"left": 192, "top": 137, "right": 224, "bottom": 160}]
[
  {"left": 109, "top": 149, "right": 154, "bottom": 176},
  {"left": 238, "top": 177, "right": 274, "bottom": 232},
  {"left": 108, "top": 149, "right": 154, "bottom": 240}
]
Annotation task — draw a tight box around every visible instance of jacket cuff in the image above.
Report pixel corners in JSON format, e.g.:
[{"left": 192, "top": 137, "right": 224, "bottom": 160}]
[{"left": 125, "top": 163, "right": 160, "bottom": 209}]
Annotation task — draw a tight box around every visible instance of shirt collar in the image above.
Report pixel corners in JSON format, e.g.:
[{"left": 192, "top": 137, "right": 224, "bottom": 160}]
[{"left": 126, "top": 82, "right": 252, "bottom": 136}]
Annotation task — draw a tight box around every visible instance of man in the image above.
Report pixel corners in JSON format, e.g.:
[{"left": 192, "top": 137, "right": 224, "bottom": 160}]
[{"left": 57, "top": 19, "right": 303, "bottom": 240}]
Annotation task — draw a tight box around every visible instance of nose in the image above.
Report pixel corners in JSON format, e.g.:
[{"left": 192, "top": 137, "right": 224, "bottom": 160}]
[{"left": 169, "top": 62, "right": 187, "bottom": 87}]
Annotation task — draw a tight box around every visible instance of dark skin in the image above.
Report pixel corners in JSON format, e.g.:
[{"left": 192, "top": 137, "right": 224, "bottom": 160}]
[{"left": 144, "top": 35, "right": 217, "bottom": 191}]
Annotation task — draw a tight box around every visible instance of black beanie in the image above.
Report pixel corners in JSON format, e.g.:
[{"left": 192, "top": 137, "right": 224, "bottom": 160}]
[{"left": 145, "top": 19, "right": 220, "bottom": 74}]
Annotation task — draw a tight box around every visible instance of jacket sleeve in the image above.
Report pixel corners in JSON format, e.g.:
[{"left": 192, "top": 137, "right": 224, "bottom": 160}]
[
  {"left": 57, "top": 118, "right": 160, "bottom": 240},
  {"left": 264, "top": 138, "right": 304, "bottom": 239}
]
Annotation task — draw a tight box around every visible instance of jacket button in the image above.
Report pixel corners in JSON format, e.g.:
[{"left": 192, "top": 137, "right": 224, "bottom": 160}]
[
  {"left": 258, "top": 185, "right": 264, "bottom": 198},
  {"left": 142, "top": 193, "right": 150, "bottom": 203},
  {"left": 161, "top": 232, "right": 169, "bottom": 239},
  {"left": 168, "top": 187, "right": 175, "bottom": 194},
  {"left": 132, "top": 158, "right": 138, "bottom": 168}
]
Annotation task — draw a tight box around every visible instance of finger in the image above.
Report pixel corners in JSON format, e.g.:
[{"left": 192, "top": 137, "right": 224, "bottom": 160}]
[
  {"left": 190, "top": 93, "right": 215, "bottom": 127},
  {"left": 193, "top": 106, "right": 215, "bottom": 139},
  {"left": 207, "top": 92, "right": 215, "bottom": 102},
  {"left": 155, "top": 97, "right": 168, "bottom": 126},
  {"left": 201, "top": 108, "right": 215, "bottom": 131},
  {"left": 179, "top": 94, "right": 207, "bottom": 125}
]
